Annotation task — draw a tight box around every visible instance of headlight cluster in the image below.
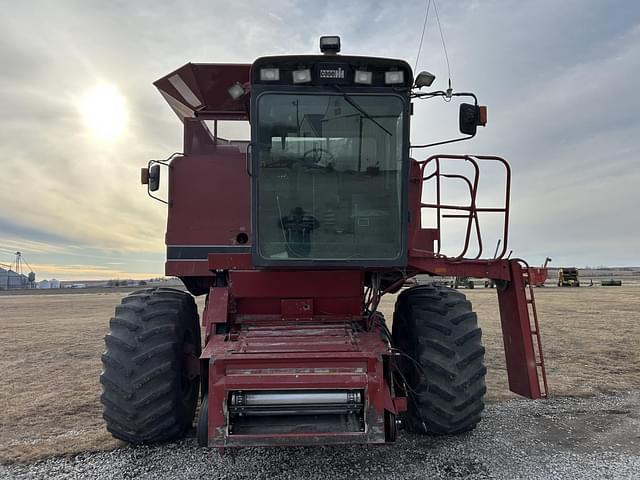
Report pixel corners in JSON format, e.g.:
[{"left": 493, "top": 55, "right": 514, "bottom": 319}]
[{"left": 258, "top": 67, "right": 404, "bottom": 85}]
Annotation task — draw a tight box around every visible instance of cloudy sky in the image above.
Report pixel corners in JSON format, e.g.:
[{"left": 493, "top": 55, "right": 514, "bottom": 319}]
[{"left": 1, "top": 0, "right": 639, "bottom": 280}]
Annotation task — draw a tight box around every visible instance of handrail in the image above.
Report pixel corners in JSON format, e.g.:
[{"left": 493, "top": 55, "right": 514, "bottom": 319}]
[{"left": 415, "top": 154, "right": 511, "bottom": 260}]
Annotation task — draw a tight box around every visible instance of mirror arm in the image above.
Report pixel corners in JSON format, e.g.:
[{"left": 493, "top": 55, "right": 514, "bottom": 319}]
[
  {"left": 412, "top": 90, "right": 478, "bottom": 104},
  {"left": 410, "top": 91, "right": 479, "bottom": 149},
  {"left": 452, "top": 92, "right": 478, "bottom": 104},
  {"left": 146, "top": 152, "right": 182, "bottom": 205},
  {"left": 410, "top": 133, "right": 475, "bottom": 150}
]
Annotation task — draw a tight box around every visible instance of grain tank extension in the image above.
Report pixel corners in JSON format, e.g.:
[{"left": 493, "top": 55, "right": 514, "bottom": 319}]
[{"left": 100, "top": 37, "right": 548, "bottom": 448}]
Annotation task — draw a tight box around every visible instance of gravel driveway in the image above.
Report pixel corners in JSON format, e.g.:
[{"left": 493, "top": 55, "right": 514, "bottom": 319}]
[{"left": 3, "top": 391, "right": 639, "bottom": 480}]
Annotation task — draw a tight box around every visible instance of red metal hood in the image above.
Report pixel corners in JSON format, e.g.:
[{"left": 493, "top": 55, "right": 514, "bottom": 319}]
[{"left": 154, "top": 63, "right": 250, "bottom": 122}]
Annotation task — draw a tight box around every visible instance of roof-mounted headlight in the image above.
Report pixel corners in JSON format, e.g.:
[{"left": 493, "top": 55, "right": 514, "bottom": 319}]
[
  {"left": 292, "top": 69, "right": 312, "bottom": 84},
  {"left": 260, "top": 68, "right": 280, "bottom": 81},
  {"left": 384, "top": 70, "right": 405, "bottom": 85},
  {"left": 319, "top": 36, "right": 341, "bottom": 54},
  {"left": 354, "top": 70, "right": 372, "bottom": 85}
]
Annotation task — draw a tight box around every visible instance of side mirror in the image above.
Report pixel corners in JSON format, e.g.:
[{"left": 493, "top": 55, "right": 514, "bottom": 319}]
[
  {"left": 459, "top": 103, "right": 487, "bottom": 136},
  {"left": 141, "top": 153, "right": 179, "bottom": 205},
  {"left": 148, "top": 164, "right": 161, "bottom": 192}
]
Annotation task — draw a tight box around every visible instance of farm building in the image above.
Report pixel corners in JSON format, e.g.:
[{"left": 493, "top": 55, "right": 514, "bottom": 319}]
[
  {"left": 38, "top": 279, "right": 61, "bottom": 289},
  {"left": 0, "top": 267, "right": 29, "bottom": 290}
]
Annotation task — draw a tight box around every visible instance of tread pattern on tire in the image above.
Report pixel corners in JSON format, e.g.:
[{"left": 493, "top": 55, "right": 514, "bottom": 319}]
[
  {"left": 100, "top": 287, "right": 201, "bottom": 443},
  {"left": 392, "top": 285, "right": 486, "bottom": 436}
]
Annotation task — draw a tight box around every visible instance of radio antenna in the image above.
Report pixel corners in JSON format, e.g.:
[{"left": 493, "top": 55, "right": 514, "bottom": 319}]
[
  {"left": 413, "top": 0, "right": 432, "bottom": 74},
  {"left": 433, "top": 0, "right": 453, "bottom": 95}
]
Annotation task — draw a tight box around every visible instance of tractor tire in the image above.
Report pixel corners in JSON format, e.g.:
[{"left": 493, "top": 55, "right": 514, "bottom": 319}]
[
  {"left": 196, "top": 395, "right": 209, "bottom": 447},
  {"left": 392, "top": 285, "right": 486, "bottom": 436},
  {"left": 100, "top": 287, "right": 201, "bottom": 444}
]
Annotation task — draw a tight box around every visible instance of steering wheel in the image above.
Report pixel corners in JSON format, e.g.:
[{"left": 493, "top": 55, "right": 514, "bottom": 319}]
[{"left": 303, "top": 148, "right": 336, "bottom": 166}]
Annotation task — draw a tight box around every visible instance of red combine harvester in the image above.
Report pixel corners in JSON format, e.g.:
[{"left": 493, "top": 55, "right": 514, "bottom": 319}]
[{"left": 101, "top": 37, "right": 548, "bottom": 448}]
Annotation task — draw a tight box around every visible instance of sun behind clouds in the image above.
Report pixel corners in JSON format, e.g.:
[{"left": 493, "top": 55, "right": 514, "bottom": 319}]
[{"left": 79, "top": 84, "right": 127, "bottom": 140}]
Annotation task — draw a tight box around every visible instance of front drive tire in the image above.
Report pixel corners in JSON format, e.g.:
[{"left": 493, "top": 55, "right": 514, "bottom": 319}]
[
  {"left": 392, "top": 285, "right": 486, "bottom": 435},
  {"left": 100, "top": 287, "right": 201, "bottom": 443}
]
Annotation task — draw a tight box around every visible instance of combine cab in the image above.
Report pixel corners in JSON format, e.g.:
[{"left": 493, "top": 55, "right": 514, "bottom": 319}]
[{"left": 100, "top": 37, "right": 548, "bottom": 448}]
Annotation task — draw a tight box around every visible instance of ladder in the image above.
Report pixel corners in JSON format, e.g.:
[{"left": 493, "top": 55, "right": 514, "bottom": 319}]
[
  {"left": 496, "top": 259, "right": 549, "bottom": 399},
  {"left": 521, "top": 266, "right": 549, "bottom": 398}
]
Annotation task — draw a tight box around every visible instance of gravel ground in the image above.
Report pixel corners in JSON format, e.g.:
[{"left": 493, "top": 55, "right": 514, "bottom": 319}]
[{"left": 2, "top": 391, "right": 638, "bottom": 480}]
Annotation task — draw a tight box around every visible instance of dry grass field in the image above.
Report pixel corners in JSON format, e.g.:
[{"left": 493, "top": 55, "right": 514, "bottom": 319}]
[{"left": 1, "top": 286, "right": 639, "bottom": 464}]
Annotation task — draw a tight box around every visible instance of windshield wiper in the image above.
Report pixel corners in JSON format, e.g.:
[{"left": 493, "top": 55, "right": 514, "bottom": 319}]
[{"left": 332, "top": 85, "right": 393, "bottom": 137}]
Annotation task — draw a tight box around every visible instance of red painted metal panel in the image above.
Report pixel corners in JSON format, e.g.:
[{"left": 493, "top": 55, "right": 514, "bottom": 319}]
[
  {"left": 241, "top": 323, "right": 353, "bottom": 336},
  {"left": 229, "top": 270, "right": 363, "bottom": 298},
  {"left": 497, "top": 261, "right": 542, "bottom": 399},
  {"left": 165, "top": 260, "right": 211, "bottom": 277},
  {"left": 202, "top": 286, "right": 229, "bottom": 340},
  {"left": 235, "top": 297, "right": 361, "bottom": 316},
  {"left": 236, "top": 323, "right": 357, "bottom": 353},
  {"left": 393, "top": 397, "right": 408, "bottom": 413},
  {"left": 208, "top": 252, "right": 253, "bottom": 270},
  {"left": 407, "top": 253, "right": 512, "bottom": 280},
  {"left": 166, "top": 152, "right": 250, "bottom": 246},
  {"left": 236, "top": 337, "right": 358, "bottom": 353},
  {"left": 220, "top": 373, "right": 368, "bottom": 389},
  {"left": 408, "top": 159, "right": 423, "bottom": 247},
  {"left": 281, "top": 299, "right": 314, "bottom": 317},
  {"left": 412, "top": 229, "right": 438, "bottom": 253}
]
